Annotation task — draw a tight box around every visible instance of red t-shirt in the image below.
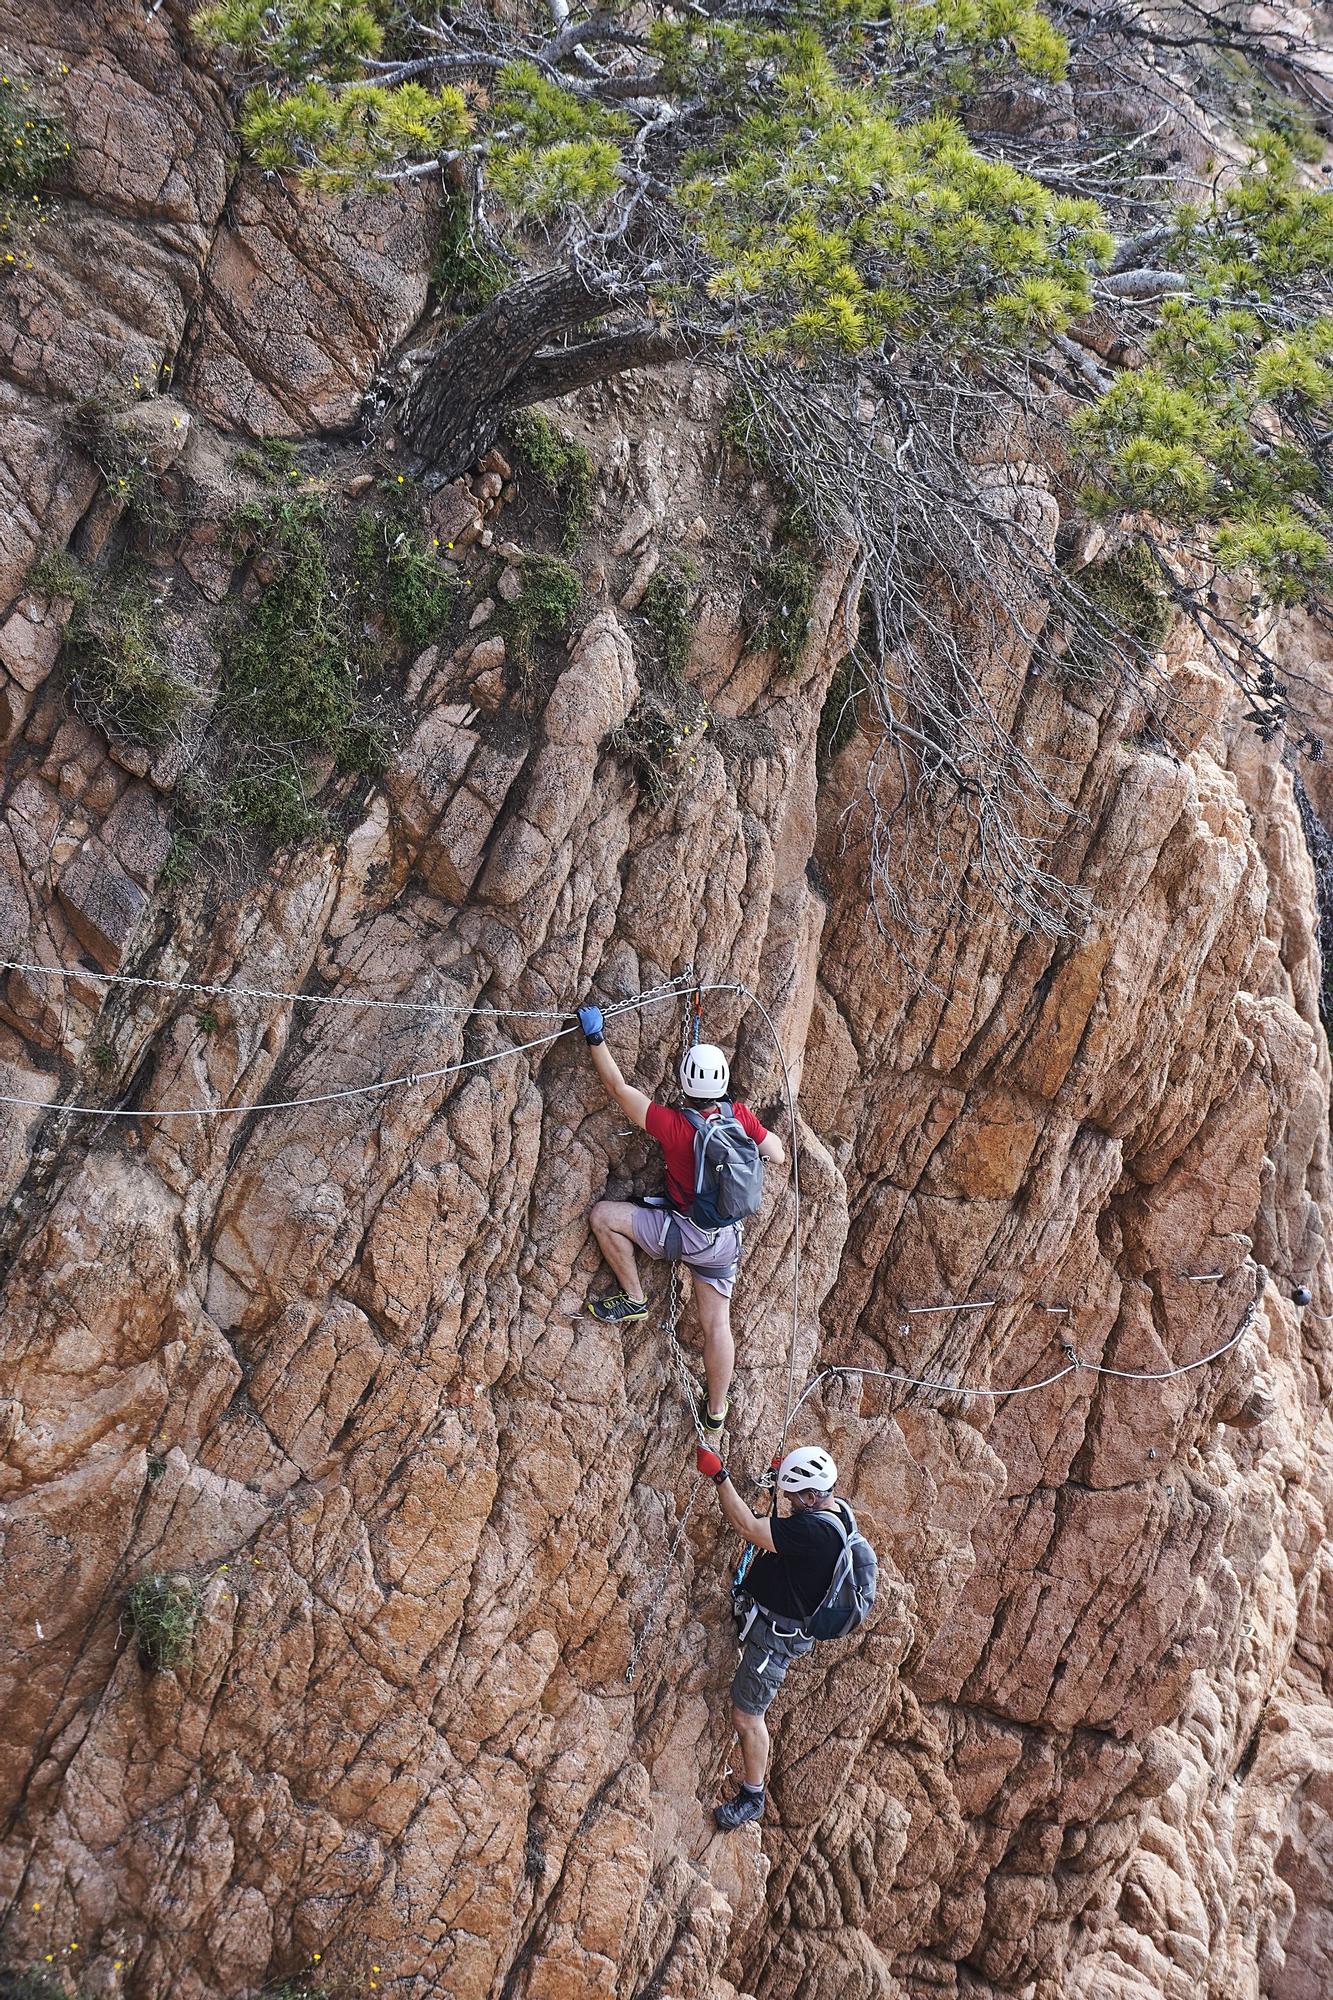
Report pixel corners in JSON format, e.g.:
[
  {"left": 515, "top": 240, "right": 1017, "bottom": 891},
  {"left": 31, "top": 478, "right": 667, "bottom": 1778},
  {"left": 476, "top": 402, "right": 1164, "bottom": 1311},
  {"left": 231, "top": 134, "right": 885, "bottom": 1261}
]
[{"left": 645, "top": 1100, "right": 769, "bottom": 1212}]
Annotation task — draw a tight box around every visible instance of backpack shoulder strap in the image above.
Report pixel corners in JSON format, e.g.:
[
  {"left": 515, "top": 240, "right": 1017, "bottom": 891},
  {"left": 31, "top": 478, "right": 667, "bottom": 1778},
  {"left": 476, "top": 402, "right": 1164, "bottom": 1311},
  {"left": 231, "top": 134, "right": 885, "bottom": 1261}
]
[
  {"left": 814, "top": 1505, "right": 851, "bottom": 1547},
  {"left": 681, "top": 1103, "right": 724, "bottom": 1198}
]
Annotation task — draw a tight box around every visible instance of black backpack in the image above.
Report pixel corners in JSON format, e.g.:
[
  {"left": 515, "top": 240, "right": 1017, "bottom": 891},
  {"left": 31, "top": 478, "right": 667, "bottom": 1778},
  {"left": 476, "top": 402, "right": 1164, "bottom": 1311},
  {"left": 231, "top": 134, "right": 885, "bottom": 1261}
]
[
  {"left": 803, "top": 1502, "right": 878, "bottom": 1641},
  {"left": 680, "top": 1100, "right": 765, "bottom": 1229}
]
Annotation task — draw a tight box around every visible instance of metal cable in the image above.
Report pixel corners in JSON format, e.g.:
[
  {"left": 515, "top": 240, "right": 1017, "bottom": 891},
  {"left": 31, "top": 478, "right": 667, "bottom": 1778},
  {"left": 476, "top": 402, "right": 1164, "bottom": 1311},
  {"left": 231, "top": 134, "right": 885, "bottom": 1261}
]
[
  {"left": 0, "top": 978, "right": 698, "bottom": 1121},
  {"left": 0, "top": 956, "right": 570, "bottom": 1020},
  {"left": 783, "top": 1285, "right": 1263, "bottom": 1429}
]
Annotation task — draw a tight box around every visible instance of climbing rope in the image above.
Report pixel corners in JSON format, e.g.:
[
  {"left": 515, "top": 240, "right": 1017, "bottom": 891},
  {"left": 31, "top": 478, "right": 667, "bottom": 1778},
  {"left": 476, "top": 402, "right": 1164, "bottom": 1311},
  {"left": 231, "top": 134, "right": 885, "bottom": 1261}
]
[
  {"left": 624, "top": 1272, "right": 1264, "bottom": 1680},
  {"left": 0, "top": 957, "right": 570, "bottom": 1019}
]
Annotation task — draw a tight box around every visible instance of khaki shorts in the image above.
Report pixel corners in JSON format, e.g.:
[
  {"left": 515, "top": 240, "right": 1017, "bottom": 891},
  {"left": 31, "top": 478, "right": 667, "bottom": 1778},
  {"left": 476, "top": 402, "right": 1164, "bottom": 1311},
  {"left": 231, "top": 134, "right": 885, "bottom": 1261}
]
[{"left": 629, "top": 1205, "right": 742, "bottom": 1298}]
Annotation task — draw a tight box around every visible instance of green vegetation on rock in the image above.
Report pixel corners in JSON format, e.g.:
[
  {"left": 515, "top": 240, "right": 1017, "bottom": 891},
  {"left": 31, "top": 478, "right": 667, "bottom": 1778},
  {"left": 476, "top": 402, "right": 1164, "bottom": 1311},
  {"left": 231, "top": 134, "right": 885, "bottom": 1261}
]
[
  {"left": 0, "top": 65, "right": 69, "bottom": 259},
  {"left": 1061, "top": 543, "right": 1173, "bottom": 686},
  {"left": 1076, "top": 143, "right": 1333, "bottom": 609},
  {"left": 749, "top": 548, "right": 817, "bottom": 675},
  {"left": 508, "top": 412, "right": 595, "bottom": 550},
  {"left": 353, "top": 504, "right": 457, "bottom": 652},
  {"left": 57, "top": 563, "right": 201, "bottom": 747},
  {"left": 126, "top": 1572, "right": 199, "bottom": 1672},
  {"left": 503, "top": 554, "right": 581, "bottom": 672},
  {"left": 639, "top": 559, "right": 697, "bottom": 679}
]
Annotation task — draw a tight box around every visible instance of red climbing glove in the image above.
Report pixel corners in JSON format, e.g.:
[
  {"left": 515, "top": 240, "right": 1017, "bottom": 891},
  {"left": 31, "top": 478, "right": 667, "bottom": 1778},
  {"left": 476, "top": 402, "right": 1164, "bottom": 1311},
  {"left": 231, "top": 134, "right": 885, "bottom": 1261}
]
[{"left": 696, "top": 1447, "right": 728, "bottom": 1483}]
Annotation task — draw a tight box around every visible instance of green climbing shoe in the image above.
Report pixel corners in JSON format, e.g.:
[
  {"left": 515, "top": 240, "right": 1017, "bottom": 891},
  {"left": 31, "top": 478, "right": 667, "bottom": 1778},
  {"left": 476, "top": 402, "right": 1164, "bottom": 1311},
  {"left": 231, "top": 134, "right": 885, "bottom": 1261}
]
[
  {"left": 698, "top": 1394, "right": 731, "bottom": 1439},
  {"left": 588, "top": 1291, "right": 650, "bottom": 1325}
]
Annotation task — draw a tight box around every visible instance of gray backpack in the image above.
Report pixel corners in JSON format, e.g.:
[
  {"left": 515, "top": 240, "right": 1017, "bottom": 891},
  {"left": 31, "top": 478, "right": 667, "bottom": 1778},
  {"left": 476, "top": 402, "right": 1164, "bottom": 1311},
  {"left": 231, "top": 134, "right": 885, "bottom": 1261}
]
[
  {"left": 680, "top": 1100, "right": 764, "bottom": 1228},
  {"left": 803, "top": 1502, "right": 878, "bottom": 1640}
]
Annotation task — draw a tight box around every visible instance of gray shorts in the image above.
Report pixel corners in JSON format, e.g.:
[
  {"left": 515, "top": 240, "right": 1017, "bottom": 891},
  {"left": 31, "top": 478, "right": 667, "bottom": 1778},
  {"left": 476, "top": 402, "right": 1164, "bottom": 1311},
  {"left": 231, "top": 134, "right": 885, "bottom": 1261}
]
[
  {"left": 730, "top": 1607, "right": 814, "bottom": 1716},
  {"left": 629, "top": 1205, "right": 742, "bottom": 1298}
]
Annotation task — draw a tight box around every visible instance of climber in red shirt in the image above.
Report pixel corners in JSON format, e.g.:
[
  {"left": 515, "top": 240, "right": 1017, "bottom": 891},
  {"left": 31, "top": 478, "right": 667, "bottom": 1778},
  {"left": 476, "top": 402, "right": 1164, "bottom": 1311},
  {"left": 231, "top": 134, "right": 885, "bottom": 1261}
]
[{"left": 576, "top": 1000, "right": 786, "bottom": 1439}]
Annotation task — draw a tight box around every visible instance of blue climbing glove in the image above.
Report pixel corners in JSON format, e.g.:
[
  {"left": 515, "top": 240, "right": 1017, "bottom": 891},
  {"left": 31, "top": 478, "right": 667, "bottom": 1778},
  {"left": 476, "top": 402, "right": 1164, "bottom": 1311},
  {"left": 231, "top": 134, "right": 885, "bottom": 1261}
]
[{"left": 577, "top": 1003, "right": 605, "bottom": 1046}]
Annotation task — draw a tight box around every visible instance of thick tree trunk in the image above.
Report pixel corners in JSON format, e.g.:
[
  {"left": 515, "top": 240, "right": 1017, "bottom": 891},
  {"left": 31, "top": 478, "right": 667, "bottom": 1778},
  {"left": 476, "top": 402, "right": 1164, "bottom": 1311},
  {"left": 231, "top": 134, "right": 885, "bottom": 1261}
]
[
  {"left": 400, "top": 267, "right": 612, "bottom": 478},
  {"left": 398, "top": 265, "right": 687, "bottom": 480}
]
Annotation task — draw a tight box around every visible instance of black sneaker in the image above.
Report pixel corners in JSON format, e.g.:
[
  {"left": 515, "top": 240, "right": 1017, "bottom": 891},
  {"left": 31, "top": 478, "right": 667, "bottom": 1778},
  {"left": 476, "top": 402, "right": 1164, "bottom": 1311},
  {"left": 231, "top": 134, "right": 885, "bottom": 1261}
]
[
  {"left": 714, "top": 1787, "right": 765, "bottom": 1832},
  {"left": 588, "top": 1292, "right": 649, "bottom": 1325}
]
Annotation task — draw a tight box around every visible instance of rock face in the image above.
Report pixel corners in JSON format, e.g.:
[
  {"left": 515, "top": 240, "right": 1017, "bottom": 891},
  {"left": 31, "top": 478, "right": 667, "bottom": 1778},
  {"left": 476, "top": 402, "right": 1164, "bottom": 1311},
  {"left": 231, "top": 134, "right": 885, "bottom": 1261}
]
[{"left": 1, "top": 12, "right": 1332, "bottom": 2000}]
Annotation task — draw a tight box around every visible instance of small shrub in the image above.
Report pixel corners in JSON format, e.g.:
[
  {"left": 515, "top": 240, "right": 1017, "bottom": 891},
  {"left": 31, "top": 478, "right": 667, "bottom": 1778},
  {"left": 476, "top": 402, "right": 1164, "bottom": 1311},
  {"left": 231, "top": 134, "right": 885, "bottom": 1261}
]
[
  {"left": 509, "top": 411, "right": 595, "bottom": 550},
  {"left": 236, "top": 437, "right": 301, "bottom": 483},
  {"left": 639, "top": 559, "right": 696, "bottom": 679},
  {"left": 26, "top": 545, "right": 84, "bottom": 601},
  {"left": 159, "top": 829, "right": 199, "bottom": 888},
  {"left": 145, "top": 1452, "right": 167, "bottom": 1484},
  {"left": 223, "top": 493, "right": 357, "bottom": 747},
  {"left": 195, "top": 1011, "right": 219, "bottom": 1035},
  {"left": 224, "top": 770, "right": 325, "bottom": 845},
  {"left": 749, "top": 548, "right": 817, "bottom": 675},
  {"left": 431, "top": 187, "right": 508, "bottom": 311},
  {"left": 334, "top": 712, "right": 392, "bottom": 776},
  {"left": 0, "top": 1965, "right": 77, "bottom": 2000},
  {"left": 89, "top": 1041, "right": 116, "bottom": 1076},
  {"left": 126, "top": 1571, "right": 199, "bottom": 1671},
  {"left": 816, "top": 654, "right": 862, "bottom": 775},
  {"left": 609, "top": 686, "right": 709, "bottom": 804},
  {"left": 69, "top": 400, "right": 178, "bottom": 544}
]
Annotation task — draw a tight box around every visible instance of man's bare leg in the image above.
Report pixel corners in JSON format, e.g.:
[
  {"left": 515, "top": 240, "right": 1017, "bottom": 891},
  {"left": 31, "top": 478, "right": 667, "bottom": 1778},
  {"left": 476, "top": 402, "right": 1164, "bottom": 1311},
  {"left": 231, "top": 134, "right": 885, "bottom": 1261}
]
[
  {"left": 590, "top": 1198, "right": 647, "bottom": 1298},
  {"left": 694, "top": 1278, "right": 735, "bottom": 1418},
  {"left": 731, "top": 1702, "right": 769, "bottom": 1788}
]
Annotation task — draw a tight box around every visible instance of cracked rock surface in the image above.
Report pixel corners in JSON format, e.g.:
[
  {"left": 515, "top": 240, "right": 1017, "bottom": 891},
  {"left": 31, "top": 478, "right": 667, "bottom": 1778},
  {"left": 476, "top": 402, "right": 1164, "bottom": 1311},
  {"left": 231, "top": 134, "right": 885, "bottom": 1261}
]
[{"left": 1, "top": 8, "right": 1332, "bottom": 1999}]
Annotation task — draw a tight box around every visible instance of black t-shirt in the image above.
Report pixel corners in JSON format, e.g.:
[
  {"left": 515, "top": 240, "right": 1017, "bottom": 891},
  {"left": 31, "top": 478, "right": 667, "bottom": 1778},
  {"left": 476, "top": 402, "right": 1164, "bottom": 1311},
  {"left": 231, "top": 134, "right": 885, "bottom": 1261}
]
[{"left": 745, "top": 1503, "right": 848, "bottom": 1622}]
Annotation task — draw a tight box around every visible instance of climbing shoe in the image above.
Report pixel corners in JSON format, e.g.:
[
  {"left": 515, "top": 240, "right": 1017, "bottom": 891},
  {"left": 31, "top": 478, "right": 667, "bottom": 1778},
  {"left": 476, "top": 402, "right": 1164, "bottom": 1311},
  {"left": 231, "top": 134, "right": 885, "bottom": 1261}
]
[
  {"left": 588, "top": 1291, "right": 649, "bottom": 1325},
  {"left": 698, "top": 1394, "right": 730, "bottom": 1439},
  {"left": 714, "top": 1786, "right": 765, "bottom": 1832}
]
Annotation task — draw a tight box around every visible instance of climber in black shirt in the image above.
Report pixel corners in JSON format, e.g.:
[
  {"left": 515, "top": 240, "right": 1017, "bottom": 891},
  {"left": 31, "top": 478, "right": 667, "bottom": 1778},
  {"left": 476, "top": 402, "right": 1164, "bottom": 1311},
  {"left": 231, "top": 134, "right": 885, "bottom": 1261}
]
[{"left": 695, "top": 1440, "right": 848, "bottom": 1830}]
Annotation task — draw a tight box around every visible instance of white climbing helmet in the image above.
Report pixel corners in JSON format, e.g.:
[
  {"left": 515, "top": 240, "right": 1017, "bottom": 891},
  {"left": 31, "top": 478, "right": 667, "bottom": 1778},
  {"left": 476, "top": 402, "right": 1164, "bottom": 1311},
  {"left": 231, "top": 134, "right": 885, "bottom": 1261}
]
[
  {"left": 777, "top": 1445, "right": 838, "bottom": 1494},
  {"left": 679, "top": 1042, "right": 730, "bottom": 1100}
]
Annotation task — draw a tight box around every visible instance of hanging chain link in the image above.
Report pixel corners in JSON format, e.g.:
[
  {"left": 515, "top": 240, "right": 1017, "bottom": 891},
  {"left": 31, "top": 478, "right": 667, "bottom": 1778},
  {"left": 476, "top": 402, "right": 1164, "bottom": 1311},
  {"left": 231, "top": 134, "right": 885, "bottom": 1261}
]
[{"left": 666, "top": 1264, "right": 710, "bottom": 1448}]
